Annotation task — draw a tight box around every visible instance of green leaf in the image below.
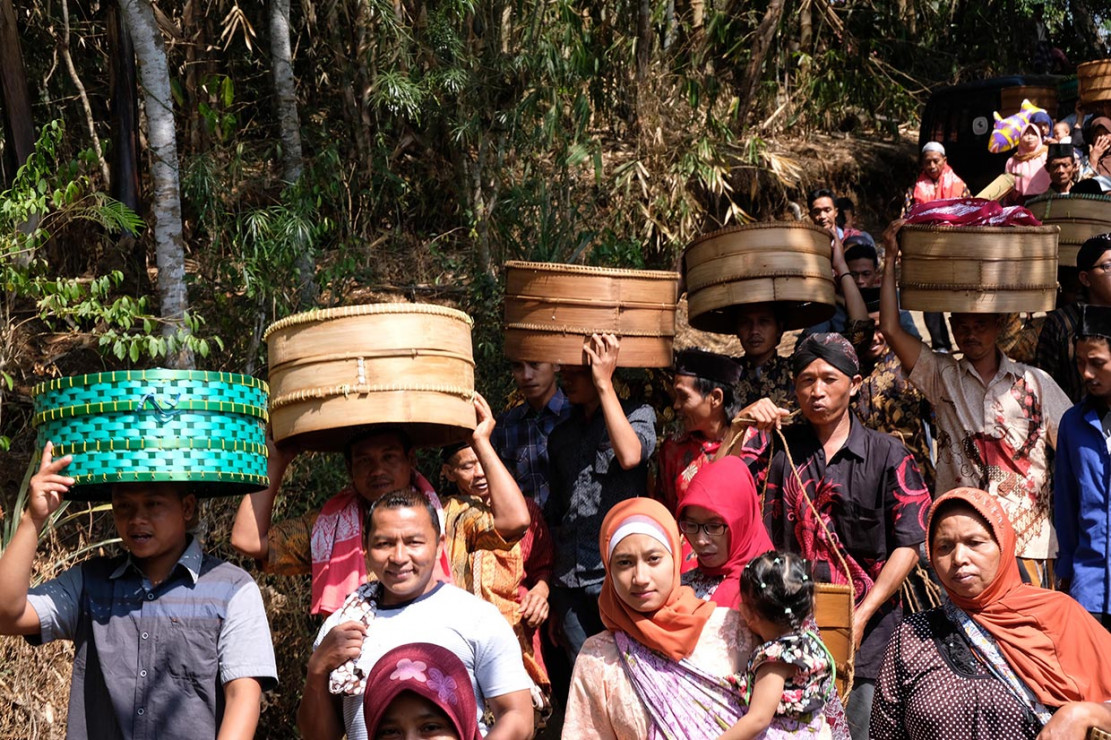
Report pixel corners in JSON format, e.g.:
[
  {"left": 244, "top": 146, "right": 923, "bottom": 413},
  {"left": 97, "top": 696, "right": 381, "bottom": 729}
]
[{"left": 129, "top": 341, "right": 140, "bottom": 363}]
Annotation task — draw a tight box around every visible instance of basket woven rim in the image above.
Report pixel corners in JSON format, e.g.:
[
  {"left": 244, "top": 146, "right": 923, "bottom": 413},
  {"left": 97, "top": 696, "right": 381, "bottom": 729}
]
[
  {"left": 1026, "top": 192, "right": 1111, "bottom": 205},
  {"left": 33, "top": 399, "right": 269, "bottom": 426},
  {"left": 900, "top": 224, "right": 1060, "bottom": 234},
  {"left": 53, "top": 438, "right": 268, "bottom": 456},
  {"left": 1078, "top": 59, "right": 1111, "bottom": 72},
  {"left": 32, "top": 369, "right": 267, "bottom": 398},
  {"left": 504, "top": 260, "right": 680, "bottom": 280},
  {"left": 264, "top": 303, "right": 474, "bottom": 340},
  {"left": 69, "top": 471, "right": 269, "bottom": 486},
  {"left": 686, "top": 221, "right": 831, "bottom": 249}
]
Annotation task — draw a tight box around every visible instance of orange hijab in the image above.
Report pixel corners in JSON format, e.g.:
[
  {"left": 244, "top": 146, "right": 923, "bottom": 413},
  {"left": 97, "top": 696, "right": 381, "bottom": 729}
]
[
  {"left": 927, "top": 488, "right": 1111, "bottom": 706},
  {"left": 598, "top": 498, "right": 715, "bottom": 661}
]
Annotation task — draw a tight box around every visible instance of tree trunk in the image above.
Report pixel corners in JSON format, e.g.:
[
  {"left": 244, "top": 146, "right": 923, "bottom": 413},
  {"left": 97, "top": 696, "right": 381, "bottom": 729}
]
[
  {"left": 734, "top": 0, "right": 787, "bottom": 129},
  {"left": 636, "top": 0, "right": 652, "bottom": 81},
  {"left": 271, "top": 0, "right": 317, "bottom": 309},
  {"left": 107, "top": 0, "right": 147, "bottom": 293},
  {"left": 0, "top": 0, "right": 35, "bottom": 185},
  {"left": 119, "top": 0, "right": 194, "bottom": 369},
  {"left": 60, "top": 0, "right": 111, "bottom": 185}
]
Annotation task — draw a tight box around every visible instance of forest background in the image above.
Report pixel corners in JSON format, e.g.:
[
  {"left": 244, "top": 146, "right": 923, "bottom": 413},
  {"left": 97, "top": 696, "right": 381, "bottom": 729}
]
[{"left": 0, "top": 0, "right": 1108, "bottom": 736}]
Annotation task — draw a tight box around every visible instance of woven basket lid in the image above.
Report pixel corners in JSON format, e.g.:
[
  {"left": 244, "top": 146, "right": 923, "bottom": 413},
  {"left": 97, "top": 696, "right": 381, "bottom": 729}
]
[{"left": 32, "top": 369, "right": 269, "bottom": 501}]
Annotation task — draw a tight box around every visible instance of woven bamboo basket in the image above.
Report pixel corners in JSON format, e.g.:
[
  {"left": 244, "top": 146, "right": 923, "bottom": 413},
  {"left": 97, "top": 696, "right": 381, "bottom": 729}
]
[
  {"left": 1026, "top": 193, "right": 1111, "bottom": 267},
  {"left": 265, "top": 304, "right": 476, "bottom": 451},
  {"left": 683, "top": 222, "right": 836, "bottom": 333},
  {"left": 32, "top": 370, "right": 269, "bottom": 501},
  {"left": 814, "top": 582, "right": 855, "bottom": 700},
  {"left": 1079, "top": 59, "right": 1111, "bottom": 105},
  {"left": 503, "top": 261, "right": 679, "bottom": 367},
  {"left": 1000, "top": 85, "right": 1057, "bottom": 116},
  {"left": 898, "top": 224, "right": 1059, "bottom": 313}
]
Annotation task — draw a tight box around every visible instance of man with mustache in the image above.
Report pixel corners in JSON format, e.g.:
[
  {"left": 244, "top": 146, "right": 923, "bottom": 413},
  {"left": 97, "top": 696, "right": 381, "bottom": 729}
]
[
  {"left": 736, "top": 331, "right": 930, "bottom": 740},
  {"left": 879, "top": 220, "right": 1071, "bottom": 591},
  {"left": 232, "top": 395, "right": 531, "bottom": 617}
]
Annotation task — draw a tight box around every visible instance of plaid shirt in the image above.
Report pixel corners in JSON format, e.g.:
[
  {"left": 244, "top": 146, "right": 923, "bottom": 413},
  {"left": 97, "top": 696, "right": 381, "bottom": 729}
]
[{"left": 492, "top": 388, "right": 572, "bottom": 508}]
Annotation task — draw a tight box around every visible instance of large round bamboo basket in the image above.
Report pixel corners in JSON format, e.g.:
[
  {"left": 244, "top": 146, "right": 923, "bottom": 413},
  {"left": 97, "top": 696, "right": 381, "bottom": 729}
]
[
  {"left": 1079, "top": 59, "right": 1111, "bottom": 105},
  {"left": 1000, "top": 85, "right": 1057, "bottom": 116},
  {"left": 898, "top": 224, "right": 1060, "bottom": 312},
  {"left": 265, "top": 304, "right": 476, "bottom": 451},
  {"left": 683, "top": 222, "right": 836, "bottom": 333},
  {"left": 503, "top": 261, "right": 679, "bottom": 367},
  {"left": 1026, "top": 193, "right": 1111, "bottom": 267}
]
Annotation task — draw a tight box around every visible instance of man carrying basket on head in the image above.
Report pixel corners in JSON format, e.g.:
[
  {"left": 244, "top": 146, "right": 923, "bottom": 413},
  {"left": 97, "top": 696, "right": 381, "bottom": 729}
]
[
  {"left": 729, "top": 250, "right": 929, "bottom": 740},
  {"left": 231, "top": 394, "right": 532, "bottom": 617}
]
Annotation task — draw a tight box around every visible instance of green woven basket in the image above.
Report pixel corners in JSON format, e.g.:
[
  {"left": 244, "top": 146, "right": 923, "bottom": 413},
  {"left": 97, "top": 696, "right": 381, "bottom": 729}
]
[{"left": 32, "top": 369, "right": 270, "bottom": 501}]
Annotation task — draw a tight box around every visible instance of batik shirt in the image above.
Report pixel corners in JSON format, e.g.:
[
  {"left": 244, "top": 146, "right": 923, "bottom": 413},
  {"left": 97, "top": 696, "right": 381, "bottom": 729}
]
[
  {"left": 492, "top": 389, "right": 572, "bottom": 508},
  {"left": 1033, "top": 303, "right": 1085, "bottom": 403},
  {"left": 655, "top": 433, "right": 722, "bottom": 515},
  {"left": 735, "top": 353, "right": 796, "bottom": 410},
  {"left": 738, "top": 417, "right": 930, "bottom": 679},
  {"left": 908, "top": 346, "right": 1071, "bottom": 559},
  {"left": 845, "top": 320, "right": 936, "bottom": 492}
]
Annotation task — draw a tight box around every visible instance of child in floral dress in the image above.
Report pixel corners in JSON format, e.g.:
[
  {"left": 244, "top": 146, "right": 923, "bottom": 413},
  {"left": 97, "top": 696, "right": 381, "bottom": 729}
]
[{"left": 720, "top": 551, "right": 835, "bottom": 740}]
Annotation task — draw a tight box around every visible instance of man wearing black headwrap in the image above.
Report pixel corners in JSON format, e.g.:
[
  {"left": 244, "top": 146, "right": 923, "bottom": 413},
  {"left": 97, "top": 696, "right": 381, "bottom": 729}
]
[{"left": 734, "top": 333, "right": 929, "bottom": 740}]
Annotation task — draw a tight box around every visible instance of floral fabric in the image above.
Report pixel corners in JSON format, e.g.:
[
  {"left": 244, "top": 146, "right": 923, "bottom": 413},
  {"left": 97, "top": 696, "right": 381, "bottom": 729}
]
[
  {"left": 730, "top": 631, "right": 835, "bottom": 721},
  {"left": 656, "top": 434, "right": 721, "bottom": 516},
  {"left": 735, "top": 353, "right": 796, "bottom": 411}
]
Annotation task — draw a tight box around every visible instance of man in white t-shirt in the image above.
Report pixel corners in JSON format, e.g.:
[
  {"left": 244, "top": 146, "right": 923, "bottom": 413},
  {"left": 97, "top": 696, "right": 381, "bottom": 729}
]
[{"left": 297, "top": 488, "right": 534, "bottom": 740}]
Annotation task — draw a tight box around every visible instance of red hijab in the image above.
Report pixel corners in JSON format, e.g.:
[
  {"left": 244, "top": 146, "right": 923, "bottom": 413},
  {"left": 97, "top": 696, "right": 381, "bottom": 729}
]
[
  {"left": 598, "top": 498, "right": 716, "bottom": 661},
  {"left": 927, "top": 488, "right": 1111, "bottom": 706},
  {"left": 363, "top": 642, "right": 482, "bottom": 740},
  {"left": 677, "top": 456, "right": 773, "bottom": 609}
]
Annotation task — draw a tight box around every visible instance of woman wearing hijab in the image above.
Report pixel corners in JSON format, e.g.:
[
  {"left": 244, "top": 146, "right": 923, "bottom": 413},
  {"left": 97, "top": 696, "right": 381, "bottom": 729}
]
[
  {"left": 872, "top": 487, "right": 1111, "bottom": 739},
  {"left": 1006, "top": 121, "right": 1052, "bottom": 199},
  {"left": 363, "top": 643, "right": 482, "bottom": 740},
  {"left": 563, "top": 498, "right": 848, "bottom": 739},
  {"left": 677, "top": 456, "right": 774, "bottom": 608},
  {"left": 901, "top": 142, "right": 971, "bottom": 216}
]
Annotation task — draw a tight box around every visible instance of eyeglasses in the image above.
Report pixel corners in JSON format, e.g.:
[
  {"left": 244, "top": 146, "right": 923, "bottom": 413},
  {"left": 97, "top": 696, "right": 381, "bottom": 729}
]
[
  {"left": 678, "top": 520, "right": 727, "bottom": 537},
  {"left": 1090, "top": 261, "right": 1111, "bottom": 273}
]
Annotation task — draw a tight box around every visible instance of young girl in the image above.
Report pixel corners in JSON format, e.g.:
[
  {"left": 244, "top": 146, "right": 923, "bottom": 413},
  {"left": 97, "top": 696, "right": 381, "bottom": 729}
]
[{"left": 720, "top": 552, "right": 835, "bottom": 740}]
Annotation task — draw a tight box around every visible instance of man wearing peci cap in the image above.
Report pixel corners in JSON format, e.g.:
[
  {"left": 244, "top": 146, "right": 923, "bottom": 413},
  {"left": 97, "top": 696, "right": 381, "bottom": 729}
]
[
  {"left": 1034, "top": 234, "right": 1111, "bottom": 403},
  {"left": 1054, "top": 304, "right": 1111, "bottom": 633},
  {"left": 654, "top": 348, "right": 742, "bottom": 515},
  {"left": 1045, "top": 141, "right": 1079, "bottom": 194},
  {"left": 736, "top": 333, "right": 930, "bottom": 740}
]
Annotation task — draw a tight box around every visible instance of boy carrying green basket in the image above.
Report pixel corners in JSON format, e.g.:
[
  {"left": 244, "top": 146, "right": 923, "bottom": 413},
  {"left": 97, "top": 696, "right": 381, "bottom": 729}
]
[{"left": 0, "top": 370, "right": 278, "bottom": 739}]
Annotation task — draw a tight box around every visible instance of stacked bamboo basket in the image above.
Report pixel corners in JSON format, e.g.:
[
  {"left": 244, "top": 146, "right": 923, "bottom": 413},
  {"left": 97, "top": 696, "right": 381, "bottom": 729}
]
[
  {"left": 898, "top": 224, "right": 1060, "bottom": 313},
  {"left": 265, "top": 304, "right": 477, "bottom": 450},
  {"left": 1000, "top": 85, "right": 1057, "bottom": 116},
  {"left": 683, "top": 222, "right": 837, "bottom": 333},
  {"left": 502, "top": 261, "right": 680, "bottom": 367},
  {"left": 1079, "top": 59, "right": 1111, "bottom": 109},
  {"left": 1026, "top": 193, "right": 1111, "bottom": 267}
]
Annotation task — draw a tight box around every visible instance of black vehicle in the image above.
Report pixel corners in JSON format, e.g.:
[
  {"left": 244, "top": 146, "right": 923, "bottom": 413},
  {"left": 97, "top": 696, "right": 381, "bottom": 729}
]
[{"left": 919, "top": 74, "right": 1073, "bottom": 194}]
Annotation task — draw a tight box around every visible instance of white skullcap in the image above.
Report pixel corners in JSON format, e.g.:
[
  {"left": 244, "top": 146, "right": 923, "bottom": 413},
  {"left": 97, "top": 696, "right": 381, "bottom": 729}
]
[
  {"left": 607, "top": 514, "right": 673, "bottom": 559},
  {"left": 922, "top": 141, "right": 946, "bottom": 155}
]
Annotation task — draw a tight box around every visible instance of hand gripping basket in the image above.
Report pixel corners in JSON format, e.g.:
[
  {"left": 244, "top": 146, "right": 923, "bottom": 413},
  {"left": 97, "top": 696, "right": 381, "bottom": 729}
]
[
  {"left": 503, "top": 261, "right": 680, "bottom": 368},
  {"left": 683, "top": 222, "right": 837, "bottom": 333},
  {"left": 32, "top": 369, "right": 270, "bottom": 501},
  {"left": 897, "top": 224, "right": 1060, "bottom": 313},
  {"left": 265, "top": 303, "right": 477, "bottom": 451}
]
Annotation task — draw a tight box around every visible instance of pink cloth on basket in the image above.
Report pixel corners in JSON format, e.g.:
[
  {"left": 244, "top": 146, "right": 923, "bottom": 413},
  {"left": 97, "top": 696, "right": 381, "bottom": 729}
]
[{"left": 904, "top": 197, "right": 1042, "bottom": 227}]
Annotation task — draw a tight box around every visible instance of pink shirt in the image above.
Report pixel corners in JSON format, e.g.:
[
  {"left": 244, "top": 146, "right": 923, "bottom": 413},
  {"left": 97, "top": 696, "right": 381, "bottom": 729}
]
[{"left": 1005, "top": 151, "right": 1050, "bottom": 196}]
